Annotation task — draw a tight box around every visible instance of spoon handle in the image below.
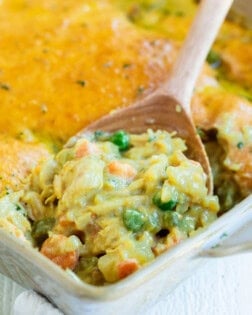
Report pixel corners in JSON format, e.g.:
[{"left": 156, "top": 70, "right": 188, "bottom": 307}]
[{"left": 162, "top": 0, "right": 233, "bottom": 113}]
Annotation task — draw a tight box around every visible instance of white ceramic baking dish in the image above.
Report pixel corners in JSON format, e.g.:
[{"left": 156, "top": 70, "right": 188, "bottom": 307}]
[{"left": 0, "top": 1, "right": 251, "bottom": 314}]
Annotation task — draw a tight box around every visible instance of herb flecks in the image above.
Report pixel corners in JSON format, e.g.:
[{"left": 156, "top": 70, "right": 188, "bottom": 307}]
[
  {"left": 175, "top": 11, "right": 185, "bottom": 17},
  {"left": 76, "top": 80, "right": 86, "bottom": 87},
  {"left": 207, "top": 50, "right": 222, "bottom": 68},
  {"left": 123, "top": 63, "right": 132, "bottom": 69},
  {"left": 137, "top": 86, "right": 145, "bottom": 95},
  {"left": 15, "top": 204, "right": 22, "bottom": 211},
  {"left": 103, "top": 61, "right": 113, "bottom": 68},
  {"left": 40, "top": 104, "right": 48, "bottom": 113},
  {"left": 0, "top": 83, "right": 11, "bottom": 91}
]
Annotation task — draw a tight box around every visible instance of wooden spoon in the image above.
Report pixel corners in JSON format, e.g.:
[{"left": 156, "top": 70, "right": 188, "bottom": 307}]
[{"left": 67, "top": 0, "right": 233, "bottom": 192}]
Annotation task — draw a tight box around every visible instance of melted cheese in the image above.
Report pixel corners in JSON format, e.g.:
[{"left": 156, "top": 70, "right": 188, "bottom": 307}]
[{"left": 0, "top": 0, "right": 177, "bottom": 141}]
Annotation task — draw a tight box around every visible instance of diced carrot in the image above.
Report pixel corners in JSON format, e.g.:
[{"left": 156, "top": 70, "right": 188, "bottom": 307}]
[
  {"left": 40, "top": 235, "right": 79, "bottom": 270},
  {"left": 75, "top": 140, "right": 100, "bottom": 158},
  {"left": 50, "top": 251, "right": 79, "bottom": 270},
  {"left": 118, "top": 259, "right": 139, "bottom": 279},
  {"left": 108, "top": 161, "right": 137, "bottom": 179}
]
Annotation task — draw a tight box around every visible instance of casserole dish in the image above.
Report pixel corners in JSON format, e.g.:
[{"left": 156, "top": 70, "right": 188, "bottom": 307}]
[{"left": 0, "top": 0, "right": 251, "bottom": 314}]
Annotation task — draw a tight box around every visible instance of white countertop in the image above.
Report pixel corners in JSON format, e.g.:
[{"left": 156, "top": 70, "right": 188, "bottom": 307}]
[{"left": 1, "top": 253, "right": 252, "bottom": 315}]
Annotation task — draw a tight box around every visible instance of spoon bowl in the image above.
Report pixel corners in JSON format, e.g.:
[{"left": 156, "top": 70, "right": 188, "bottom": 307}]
[{"left": 77, "top": 92, "right": 210, "bottom": 184}]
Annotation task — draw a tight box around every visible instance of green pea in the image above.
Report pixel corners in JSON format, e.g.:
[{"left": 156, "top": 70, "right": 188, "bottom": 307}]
[
  {"left": 110, "top": 130, "right": 130, "bottom": 151},
  {"left": 152, "top": 191, "right": 177, "bottom": 211},
  {"left": 123, "top": 209, "right": 145, "bottom": 232},
  {"left": 31, "top": 217, "right": 55, "bottom": 246}
]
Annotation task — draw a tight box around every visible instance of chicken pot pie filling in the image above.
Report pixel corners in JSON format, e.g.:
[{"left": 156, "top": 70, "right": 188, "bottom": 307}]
[{"left": 7, "top": 130, "right": 218, "bottom": 284}]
